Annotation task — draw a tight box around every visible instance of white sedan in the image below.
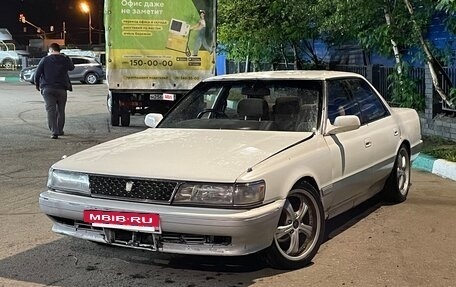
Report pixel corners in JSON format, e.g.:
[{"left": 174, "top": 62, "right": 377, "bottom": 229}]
[{"left": 39, "top": 71, "right": 422, "bottom": 269}]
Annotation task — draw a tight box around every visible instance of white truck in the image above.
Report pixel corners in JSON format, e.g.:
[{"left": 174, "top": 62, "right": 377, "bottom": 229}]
[
  {"left": 104, "top": 0, "right": 216, "bottom": 126},
  {"left": 0, "top": 35, "right": 21, "bottom": 69},
  {"left": 0, "top": 50, "right": 20, "bottom": 69}
]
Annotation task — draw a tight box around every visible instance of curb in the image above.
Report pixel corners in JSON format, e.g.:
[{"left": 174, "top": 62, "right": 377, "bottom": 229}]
[
  {"left": 0, "top": 76, "right": 20, "bottom": 83},
  {"left": 412, "top": 153, "right": 456, "bottom": 181}
]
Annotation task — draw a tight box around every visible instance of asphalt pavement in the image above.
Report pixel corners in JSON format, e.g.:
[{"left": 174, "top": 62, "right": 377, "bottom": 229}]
[{"left": 1, "top": 81, "right": 456, "bottom": 287}]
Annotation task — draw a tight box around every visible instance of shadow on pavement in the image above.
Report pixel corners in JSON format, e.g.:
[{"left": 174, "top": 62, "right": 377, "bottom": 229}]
[
  {"left": 0, "top": 236, "right": 282, "bottom": 287},
  {"left": 0, "top": 195, "right": 386, "bottom": 286},
  {"left": 324, "top": 193, "right": 384, "bottom": 241}
]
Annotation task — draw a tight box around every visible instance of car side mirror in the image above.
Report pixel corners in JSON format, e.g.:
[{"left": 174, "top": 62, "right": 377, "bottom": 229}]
[
  {"left": 326, "top": 115, "right": 361, "bottom": 135},
  {"left": 144, "top": 113, "right": 163, "bottom": 128}
]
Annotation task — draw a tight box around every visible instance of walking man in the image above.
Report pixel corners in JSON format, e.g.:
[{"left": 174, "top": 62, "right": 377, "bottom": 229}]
[{"left": 34, "top": 43, "right": 74, "bottom": 139}]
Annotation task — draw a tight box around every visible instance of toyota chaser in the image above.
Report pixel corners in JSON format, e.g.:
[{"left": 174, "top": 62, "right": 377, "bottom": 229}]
[{"left": 39, "top": 71, "right": 422, "bottom": 269}]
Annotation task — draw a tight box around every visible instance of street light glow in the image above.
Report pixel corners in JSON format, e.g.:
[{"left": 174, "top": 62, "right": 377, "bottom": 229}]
[{"left": 80, "top": 2, "right": 90, "bottom": 14}]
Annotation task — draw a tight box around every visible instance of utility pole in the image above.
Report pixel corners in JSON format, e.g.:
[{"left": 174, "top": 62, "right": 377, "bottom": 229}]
[
  {"left": 80, "top": 3, "right": 93, "bottom": 46},
  {"left": 63, "top": 21, "right": 66, "bottom": 45}
]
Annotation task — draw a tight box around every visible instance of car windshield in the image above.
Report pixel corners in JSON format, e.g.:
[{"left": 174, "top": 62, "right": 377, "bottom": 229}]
[{"left": 159, "top": 80, "right": 323, "bottom": 132}]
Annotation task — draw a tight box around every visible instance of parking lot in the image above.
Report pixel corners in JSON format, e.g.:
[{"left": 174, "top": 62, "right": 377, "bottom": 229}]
[{"left": 1, "top": 81, "right": 456, "bottom": 287}]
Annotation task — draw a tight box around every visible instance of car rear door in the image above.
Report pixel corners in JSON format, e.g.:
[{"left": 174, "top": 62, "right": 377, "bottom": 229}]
[
  {"left": 69, "top": 57, "right": 86, "bottom": 80},
  {"left": 346, "top": 78, "right": 399, "bottom": 188}
]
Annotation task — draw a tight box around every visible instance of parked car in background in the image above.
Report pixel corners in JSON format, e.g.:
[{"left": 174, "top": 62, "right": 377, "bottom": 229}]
[
  {"left": 19, "top": 55, "right": 104, "bottom": 85},
  {"left": 39, "top": 71, "right": 422, "bottom": 269}
]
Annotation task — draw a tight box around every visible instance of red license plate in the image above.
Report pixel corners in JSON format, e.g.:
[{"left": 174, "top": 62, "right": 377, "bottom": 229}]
[{"left": 83, "top": 210, "right": 161, "bottom": 233}]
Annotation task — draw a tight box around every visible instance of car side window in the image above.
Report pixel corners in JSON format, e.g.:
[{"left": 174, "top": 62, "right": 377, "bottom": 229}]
[
  {"left": 71, "top": 58, "right": 84, "bottom": 65},
  {"left": 347, "top": 79, "right": 389, "bottom": 124},
  {"left": 327, "top": 80, "right": 360, "bottom": 124}
]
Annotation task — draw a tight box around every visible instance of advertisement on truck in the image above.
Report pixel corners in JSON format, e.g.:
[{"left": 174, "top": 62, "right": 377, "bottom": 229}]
[{"left": 105, "top": 0, "right": 216, "bottom": 92}]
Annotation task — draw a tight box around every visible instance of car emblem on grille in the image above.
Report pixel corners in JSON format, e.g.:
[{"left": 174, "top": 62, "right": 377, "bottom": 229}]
[{"left": 125, "top": 181, "right": 134, "bottom": 192}]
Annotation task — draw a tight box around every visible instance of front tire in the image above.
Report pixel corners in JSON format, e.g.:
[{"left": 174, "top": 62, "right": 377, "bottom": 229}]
[
  {"left": 384, "top": 145, "right": 411, "bottom": 203},
  {"left": 265, "top": 183, "right": 325, "bottom": 269},
  {"left": 111, "top": 110, "right": 120, "bottom": 126}
]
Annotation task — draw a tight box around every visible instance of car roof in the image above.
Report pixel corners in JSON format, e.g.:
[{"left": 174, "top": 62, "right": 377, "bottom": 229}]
[
  {"left": 65, "top": 55, "right": 96, "bottom": 60},
  {"left": 204, "top": 70, "right": 365, "bottom": 82}
]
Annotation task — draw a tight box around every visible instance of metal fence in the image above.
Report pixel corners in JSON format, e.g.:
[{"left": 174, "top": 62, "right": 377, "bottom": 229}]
[
  {"left": 333, "top": 65, "right": 368, "bottom": 77},
  {"left": 336, "top": 65, "right": 456, "bottom": 112},
  {"left": 332, "top": 65, "right": 426, "bottom": 103},
  {"left": 442, "top": 67, "right": 456, "bottom": 112},
  {"left": 225, "top": 61, "right": 427, "bottom": 102}
]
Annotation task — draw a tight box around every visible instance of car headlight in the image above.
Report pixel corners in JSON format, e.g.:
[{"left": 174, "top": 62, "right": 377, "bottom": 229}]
[
  {"left": 173, "top": 181, "right": 265, "bottom": 207},
  {"left": 47, "top": 169, "right": 90, "bottom": 195}
]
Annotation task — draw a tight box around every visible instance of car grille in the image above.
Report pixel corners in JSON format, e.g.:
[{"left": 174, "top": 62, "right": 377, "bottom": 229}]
[
  {"left": 161, "top": 233, "right": 232, "bottom": 245},
  {"left": 89, "top": 175, "right": 178, "bottom": 202}
]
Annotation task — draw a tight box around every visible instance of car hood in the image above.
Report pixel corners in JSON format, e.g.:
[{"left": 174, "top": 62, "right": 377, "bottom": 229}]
[
  {"left": 53, "top": 128, "right": 311, "bottom": 182},
  {"left": 21, "top": 67, "right": 36, "bottom": 73}
]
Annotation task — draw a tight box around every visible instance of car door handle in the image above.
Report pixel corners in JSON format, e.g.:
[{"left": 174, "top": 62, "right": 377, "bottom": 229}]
[
  {"left": 394, "top": 129, "right": 399, "bottom": 136},
  {"left": 365, "top": 140, "right": 372, "bottom": 148}
]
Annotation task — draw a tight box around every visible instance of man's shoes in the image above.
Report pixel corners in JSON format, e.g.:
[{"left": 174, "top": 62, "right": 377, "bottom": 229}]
[{"left": 51, "top": 134, "right": 58, "bottom": 139}]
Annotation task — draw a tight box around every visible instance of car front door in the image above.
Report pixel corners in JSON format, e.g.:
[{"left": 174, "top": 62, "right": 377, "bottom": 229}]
[{"left": 323, "top": 79, "right": 371, "bottom": 216}]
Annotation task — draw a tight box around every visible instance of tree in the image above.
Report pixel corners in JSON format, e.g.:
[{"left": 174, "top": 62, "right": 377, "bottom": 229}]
[
  {"left": 217, "top": 0, "right": 455, "bottom": 107},
  {"left": 320, "top": 0, "right": 454, "bottom": 109},
  {"left": 436, "top": 0, "right": 456, "bottom": 105},
  {"left": 436, "top": 0, "right": 456, "bottom": 13},
  {"left": 217, "top": 0, "right": 326, "bottom": 69},
  {"left": 402, "top": 0, "right": 454, "bottom": 107}
]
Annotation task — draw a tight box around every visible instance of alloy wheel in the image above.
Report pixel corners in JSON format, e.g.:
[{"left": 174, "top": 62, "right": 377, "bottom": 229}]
[
  {"left": 274, "top": 191, "right": 321, "bottom": 261},
  {"left": 396, "top": 148, "right": 410, "bottom": 196}
]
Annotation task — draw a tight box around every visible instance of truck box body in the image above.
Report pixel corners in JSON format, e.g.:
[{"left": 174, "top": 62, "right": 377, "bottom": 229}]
[{"left": 104, "top": 0, "right": 216, "bottom": 94}]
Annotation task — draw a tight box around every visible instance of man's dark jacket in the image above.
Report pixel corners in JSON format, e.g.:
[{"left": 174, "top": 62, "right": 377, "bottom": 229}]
[{"left": 34, "top": 54, "right": 75, "bottom": 91}]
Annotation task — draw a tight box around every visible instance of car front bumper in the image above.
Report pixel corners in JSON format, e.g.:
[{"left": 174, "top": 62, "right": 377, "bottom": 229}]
[
  {"left": 19, "top": 71, "right": 34, "bottom": 82},
  {"left": 39, "top": 190, "right": 284, "bottom": 256}
]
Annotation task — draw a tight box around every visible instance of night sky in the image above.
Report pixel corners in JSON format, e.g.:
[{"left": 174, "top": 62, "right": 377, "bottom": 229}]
[{"left": 1, "top": 0, "right": 105, "bottom": 47}]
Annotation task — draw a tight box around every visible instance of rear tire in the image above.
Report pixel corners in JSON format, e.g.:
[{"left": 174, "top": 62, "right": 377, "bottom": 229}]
[
  {"left": 264, "top": 182, "right": 325, "bottom": 269},
  {"left": 384, "top": 145, "right": 411, "bottom": 203},
  {"left": 84, "top": 73, "right": 98, "bottom": 85}
]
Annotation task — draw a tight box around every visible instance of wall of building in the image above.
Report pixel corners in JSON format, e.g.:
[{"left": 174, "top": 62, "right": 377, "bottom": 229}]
[{"left": 423, "top": 65, "right": 456, "bottom": 141}]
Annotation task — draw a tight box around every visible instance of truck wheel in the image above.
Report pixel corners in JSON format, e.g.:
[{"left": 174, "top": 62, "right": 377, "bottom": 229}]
[
  {"left": 106, "top": 95, "right": 112, "bottom": 113},
  {"left": 120, "top": 108, "right": 130, "bottom": 127},
  {"left": 111, "top": 110, "right": 120, "bottom": 126}
]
